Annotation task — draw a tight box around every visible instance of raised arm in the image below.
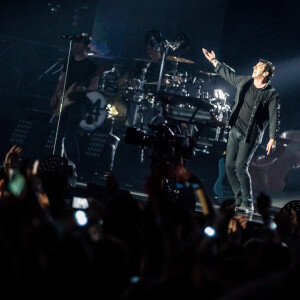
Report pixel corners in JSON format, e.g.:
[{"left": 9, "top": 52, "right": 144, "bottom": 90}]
[
  {"left": 202, "top": 48, "right": 247, "bottom": 89},
  {"left": 202, "top": 48, "right": 219, "bottom": 67}
]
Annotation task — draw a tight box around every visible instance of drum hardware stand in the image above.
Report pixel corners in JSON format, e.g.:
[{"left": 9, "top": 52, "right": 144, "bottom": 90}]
[
  {"left": 132, "top": 103, "right": 149, "bottom": 163},
  {"left": 169, "top": 61, "right": 179, "bottom": 87},
  {"left": 187, "top": 94, "right": 205, "bottom": 126},
  {"left": 134, "top": 58, "right": 152, "bottom": 163},
  {"left": 157, "top": 49, "right": 167, "bottom": 93},
  {"left": 139, "top": 111, "right": 145, "bottom": 163},
  {"left": 156, "top": 39, "right": 186, "bottom": 92},
  {"left": 140, "top": 58, "right": 151, "bottom": 87},
  {"left": 107, "top": 116, "right": 120, "bottom": 174},
  {"left": 154, "top": 39, "right": 186, "bottom": 124},
  {"left": 195, "top": 79, "right": 202, "bottom": 98},
  {"left": 178, "top": 71, "right": 190, "bottom": 97},
  {"left": 100, "top": 65, "right": 116, "bottom": 92},
  {"left": 186, "top": 94, "right": 214, "bottom": 151}
]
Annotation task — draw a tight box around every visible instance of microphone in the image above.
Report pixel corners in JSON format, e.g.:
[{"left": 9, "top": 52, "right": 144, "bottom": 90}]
[{"left": 59, "top": 33, "right": 88, "bottom": 40}]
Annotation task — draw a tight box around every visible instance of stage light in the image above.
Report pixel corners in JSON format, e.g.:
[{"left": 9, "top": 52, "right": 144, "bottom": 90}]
[
  {"left": 130, "top": 276, "right": 140, "bottom": 284},
  {"left": 270, "top": 221, "right": 277, "bottom": 230},
  {"left": 47, "top": 3, "right": 60, "bottom": 13},
  {"left": 204, "top": 226, "right": 216, "bottom": 237},
  {"left": 74, "top": 210, "right": 88, "bottom": 226}
]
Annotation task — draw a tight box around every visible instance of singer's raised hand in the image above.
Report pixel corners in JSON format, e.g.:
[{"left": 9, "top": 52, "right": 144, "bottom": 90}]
[{"left": 202, "top": 48, "right": 216, "bottom": 62}]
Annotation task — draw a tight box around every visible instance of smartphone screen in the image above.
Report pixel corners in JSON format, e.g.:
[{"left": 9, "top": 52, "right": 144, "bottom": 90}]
[
  {"left": 7, "top": 171, "right": 26, "bottom": 197},
  {"left": 72, "top": 196, "right": 89, "bottom": 209}
]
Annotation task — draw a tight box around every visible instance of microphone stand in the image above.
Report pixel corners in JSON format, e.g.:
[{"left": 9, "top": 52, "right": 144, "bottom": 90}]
[
  {"left": 152, "top": 41, "right": 170, "bottom": 125},
  {"left": 153, "top": 40, "right": 182, "bottom": 124},
  {"left": 156, "top": 44, "right": 168, "bottom": 93},
  {"left": 52, "top": 39, "right": 73, "bottom": 156},
  {"left": 139, "top": 58, "right": 151, "bottom": 163}
]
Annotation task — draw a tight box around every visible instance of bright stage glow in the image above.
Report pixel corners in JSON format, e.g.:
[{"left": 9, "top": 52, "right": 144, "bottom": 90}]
[
  {"left": 204, "top": 226, "right": 216, "bottom": 237},
  {"left": 75, "top": 210, "right": 88, "bottom": 226}
]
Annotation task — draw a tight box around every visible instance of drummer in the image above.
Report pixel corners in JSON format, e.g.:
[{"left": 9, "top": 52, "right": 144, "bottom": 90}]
[
  {"left": 131, "top": 30, "right": 176, "bottom": 89},
  {"left": 123, "top": 30, "right": 169, "bottom": 128}
]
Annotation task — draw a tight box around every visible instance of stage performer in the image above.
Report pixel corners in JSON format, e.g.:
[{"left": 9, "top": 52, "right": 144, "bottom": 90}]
[
  {"left": 50, "top": 34, "right": 99, "bottom": 170},
  {"left": 202, "top": 48, "right": 280, "bottom": 214}
]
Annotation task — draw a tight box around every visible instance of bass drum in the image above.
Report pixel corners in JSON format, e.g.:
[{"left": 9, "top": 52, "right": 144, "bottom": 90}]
[{"left": 79, "top": 91, "right": 108, "bottom": 132}]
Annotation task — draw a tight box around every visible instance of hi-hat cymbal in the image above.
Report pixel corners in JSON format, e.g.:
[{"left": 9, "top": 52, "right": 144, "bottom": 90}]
[
  {"left": 165, "top": 72, "right": 189, "bottom": 78},
  {"left": 144, "top": 81, "right": 169, "bottom": 86},
  {"left": 165, "top": 56, "right": 195, "bottom": 64},
  {"left": 197, "top": 70, "right": 218, "bottom": 76}
]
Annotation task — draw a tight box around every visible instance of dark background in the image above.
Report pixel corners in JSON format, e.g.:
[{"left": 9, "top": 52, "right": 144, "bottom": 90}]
[{"left": 0, "top": 0, "right": 299, "bottom": 201}]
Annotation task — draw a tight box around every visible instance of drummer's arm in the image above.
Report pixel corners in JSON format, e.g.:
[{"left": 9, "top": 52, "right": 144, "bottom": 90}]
[{"left": 202, "top": 48, "right": 245, "bottom": 88}]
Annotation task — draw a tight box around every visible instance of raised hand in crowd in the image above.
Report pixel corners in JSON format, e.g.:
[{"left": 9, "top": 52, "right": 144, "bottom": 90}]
[
  {"left": 0, "top": 179, "right": 5, "bottom": 198},
  {"left": 3, "top": 145, "right": 22, "bottom": 176}
]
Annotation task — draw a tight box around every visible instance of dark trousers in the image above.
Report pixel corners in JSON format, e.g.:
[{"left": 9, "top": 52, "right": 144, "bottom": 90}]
[
  {"left": 225, "top": 126, "right": 259, "bottom": 205},
  {"left": 55, "top": 102, "right": 84, "bottom": 168}
]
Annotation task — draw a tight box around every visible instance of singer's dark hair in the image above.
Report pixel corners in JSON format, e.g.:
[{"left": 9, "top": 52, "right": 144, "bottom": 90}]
[
  {"left": 83, "top": 35, "right": 92, "bottom": 47},
  {"left": 74, "top": 33, "right": 92, "bottom": 48},
  {"left": 259, "top": 58, "right": 275, "bottom": 81}
]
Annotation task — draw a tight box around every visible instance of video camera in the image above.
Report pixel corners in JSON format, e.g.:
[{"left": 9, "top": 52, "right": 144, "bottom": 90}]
[{"left": 125, "top": 123, "right": 196, "bottom": 162}]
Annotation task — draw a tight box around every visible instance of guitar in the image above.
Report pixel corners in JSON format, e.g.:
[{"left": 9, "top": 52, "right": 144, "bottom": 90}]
[{"left": 51, "top": 65, "right": 108, "bottom": 116}]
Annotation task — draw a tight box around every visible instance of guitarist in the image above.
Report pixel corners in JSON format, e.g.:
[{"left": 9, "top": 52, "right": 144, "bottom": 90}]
[{"left": 50, "top": 34, "right": 99, "bottom": 169}]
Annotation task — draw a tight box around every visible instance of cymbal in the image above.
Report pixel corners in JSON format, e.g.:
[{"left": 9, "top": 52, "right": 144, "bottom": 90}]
[
  {"left": 134, "top": 58, "right": 150, "bottom": 62},
  {"left": 88, "top": 51, "right": 132, "bottom": 62},
  {"left": 144, "top": 81, "right": 158, "bottom": 85},
  {"left": 197, "top": 70, "right": 218, "bottom": 76},
  {"left": 87, "top": 52, "right": 115, "bottom": 60},
  {"left": 165, "top": 56, "right": 195, "bottom": 64},
  {"left": 134, "top": 58, "right": 160, "bottom": 63},
  {"left": 164, "top": 73, "right": 182, "bottom": 78}
]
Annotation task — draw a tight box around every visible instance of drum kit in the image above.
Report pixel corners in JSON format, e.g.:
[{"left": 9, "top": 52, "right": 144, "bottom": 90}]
[{"left": 79, "top": 52, "right": 232, "bottom": 154}]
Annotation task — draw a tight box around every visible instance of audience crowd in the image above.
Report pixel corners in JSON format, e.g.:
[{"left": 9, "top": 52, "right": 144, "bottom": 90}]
[{"left": 0, "top": 145, "right": 299, "bottom": 300}]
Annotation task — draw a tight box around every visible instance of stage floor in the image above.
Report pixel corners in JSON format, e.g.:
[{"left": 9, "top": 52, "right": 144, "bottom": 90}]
[
  {"left": 75, "top": 181, "right": 300, "bottom": 224},
  {"left": 129, "top": 189, "right": 300, "bottom": 224}
]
